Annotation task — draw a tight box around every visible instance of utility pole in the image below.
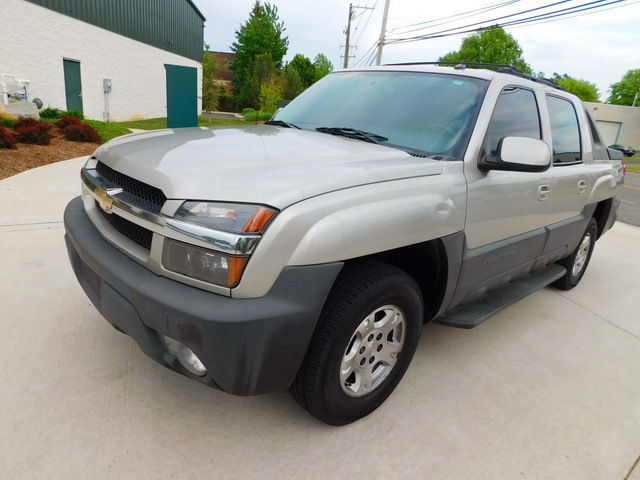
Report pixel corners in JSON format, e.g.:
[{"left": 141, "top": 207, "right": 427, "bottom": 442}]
[
  {"left": 375, "top": 0, "right": 391, "bottom": 65},
  {"left": 633, "top": 90, "right": 639, "bottom": 107},
  {"left": 343, "top": 4, "right": 353, "bottom": 68},
  {"left": 342, "top": 3, "right": 375, "bottom": 68}
]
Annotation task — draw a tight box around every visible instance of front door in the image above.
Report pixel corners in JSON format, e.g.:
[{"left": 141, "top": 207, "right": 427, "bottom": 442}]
[
  {"left": 165, "top": 64, "right": 197, "bottom": 128},
  {"left": 454, "top": 86, "right": 551, "bottom": 306},
  {"left": 63, "top": 59, "right": 83, "bottom": 113}
]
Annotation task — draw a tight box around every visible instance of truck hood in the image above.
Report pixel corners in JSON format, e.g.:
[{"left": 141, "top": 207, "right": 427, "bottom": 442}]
[{"left": 94, "top": 126, "right": 443, "bottom": 209}]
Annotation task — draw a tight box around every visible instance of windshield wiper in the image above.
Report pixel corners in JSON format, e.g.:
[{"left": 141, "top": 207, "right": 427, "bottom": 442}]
[
  {"left": 316, "top": 127, "right": 388, "bottom": 144},
  {"left": 265, "top": 119, "right": 301, "bottom": 129}
]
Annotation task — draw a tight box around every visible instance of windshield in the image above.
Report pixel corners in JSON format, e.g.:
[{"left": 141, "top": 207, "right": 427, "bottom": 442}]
[{"left": 274, "top": 71, "right": 487, "bottom": 158}]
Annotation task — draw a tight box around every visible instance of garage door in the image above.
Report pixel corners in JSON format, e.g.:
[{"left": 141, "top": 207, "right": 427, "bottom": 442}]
[{"left": 596, "top": 120, "right": 621, "bottom": 145}]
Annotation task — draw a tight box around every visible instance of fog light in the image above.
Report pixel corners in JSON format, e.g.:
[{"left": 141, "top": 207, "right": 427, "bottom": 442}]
[{"left": 161, "top": 335, "right": 207, "bottom": 377}]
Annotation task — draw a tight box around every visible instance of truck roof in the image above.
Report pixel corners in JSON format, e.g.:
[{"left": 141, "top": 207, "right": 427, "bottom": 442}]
[{"left": 341, "top": 64, "right": 576, "bottom": 100}]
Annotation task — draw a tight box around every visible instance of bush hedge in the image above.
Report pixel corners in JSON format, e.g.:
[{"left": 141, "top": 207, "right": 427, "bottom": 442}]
[
  {"left": 14, "top": 117, "right": 53, "bottom": 145},
  {"left": 242, "top": 108, "right": 273, "bottom": 122},
  {"left": 62, "top": 122, "right": 102, "bottom": 143},
  {"left": 56, "top": 115, "right": 83, "bottom": 129},
  {"left": 40, "top": 107, "right": 65, "bottom": 119},
  {"left": 0, "top": 125, "right": 17, "bottom": 148}
]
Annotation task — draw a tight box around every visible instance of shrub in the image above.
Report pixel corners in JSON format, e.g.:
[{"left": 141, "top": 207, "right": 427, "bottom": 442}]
[
  {"left": 218, "top": 92, "right": 237, "bottom": 112},
  {"left": 0, "top": 114, "right": 16, "bottom": 128},
  {"left": 56, "top": 115, "right": 82, "bottom": 129},
  {"left": 0, "top": 125, "right": 17, "bottom": 148},
  {"left": 242, "top": 108, "right": 273, "bottom": 122},
  {"left": 14, "top": 118, "right": 53, "bottom": 145},
  {"left": 66, "top": 109, "right": 84, "bottom": 120},
  {"left": 62, "top": 122, "right": 102, "bottom": 143},
  {"left": 40, "top": 107, "right": 65, "bottom": 119},
  {"left": 259, "top": 80, "right": 283, "bottom": 114}
]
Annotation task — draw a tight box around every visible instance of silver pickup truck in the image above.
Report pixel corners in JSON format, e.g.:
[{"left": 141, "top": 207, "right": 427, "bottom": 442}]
[{"left": 64, "top": 64, "right": 623, "bottom": 425}]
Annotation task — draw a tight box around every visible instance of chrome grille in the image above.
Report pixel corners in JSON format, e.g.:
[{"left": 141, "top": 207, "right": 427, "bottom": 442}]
[
  {"left": 96, "top": 161, "right": 166, "bottom": 213},
  {"left": 95, "top": 201, "right": 153, "bottom": 250}
]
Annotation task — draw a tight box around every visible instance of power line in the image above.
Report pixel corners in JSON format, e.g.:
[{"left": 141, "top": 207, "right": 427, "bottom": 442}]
[
  {"left": 388, "top": 0, "right": 522, "bottom": 35},
  {"left": 354, "top": 0, "right": 379, "bottom": 45},
  {"left": 386, "top": 0, "right": 578, "bottom": 42},
  {"left": 353, "top": 41, "right": 378, "bottom": 66},
  {"left": 386, "top": 0, "right": 626, "bottom": 44},
  {"left": 498, "top": 0, "right": 628, "bottom": 27},
  {"left": 506, "top": 0, "right": 640, "bottom": 28}
]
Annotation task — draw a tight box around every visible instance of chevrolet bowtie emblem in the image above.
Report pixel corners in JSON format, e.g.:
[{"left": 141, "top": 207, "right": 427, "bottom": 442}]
[{"left": 95, "top": 186, "right": 123, "bottom": 213}]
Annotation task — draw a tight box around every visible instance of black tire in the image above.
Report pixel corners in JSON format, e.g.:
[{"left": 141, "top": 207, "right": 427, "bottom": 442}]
[
  {"left": 291, "top": 260, "right": 423, "bottom": 426},
  {"left": 552, "top": 217, "right": 598, "bottom": 290}
]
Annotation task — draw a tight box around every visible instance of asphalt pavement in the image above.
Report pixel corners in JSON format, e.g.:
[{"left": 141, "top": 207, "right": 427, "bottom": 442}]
[
  {"left": 620, "top": 169, "right": 640, "bottom": 227},
  {"left": 1, "top": 158, "right": 639, "bottom": 479}
]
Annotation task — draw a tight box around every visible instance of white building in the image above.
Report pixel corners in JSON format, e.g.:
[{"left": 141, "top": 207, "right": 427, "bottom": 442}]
[
  {"left": 584, "top": 102, "right": 640, "bottom": 149},
  {"left": 0, "top": 0, "right": 204, "bottom": 124}
]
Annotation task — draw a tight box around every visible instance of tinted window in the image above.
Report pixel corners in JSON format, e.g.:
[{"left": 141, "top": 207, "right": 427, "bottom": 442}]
[
  {"left": 585, "top": 110, "right": 608, "bottom": 160},
  {"left": 547, "top": 96, "right": 581, "bottom": 164},
  {"left": 486, "top": 87, "right": 541, "bottom": 155},
  {"left": 274, "top": 71, "right": 487, "bottom": 158}
]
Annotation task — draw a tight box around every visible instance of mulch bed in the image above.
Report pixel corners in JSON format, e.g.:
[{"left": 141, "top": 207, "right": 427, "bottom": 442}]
[{"left": 0, "top": 130, "right": 99, "bottom": 180}]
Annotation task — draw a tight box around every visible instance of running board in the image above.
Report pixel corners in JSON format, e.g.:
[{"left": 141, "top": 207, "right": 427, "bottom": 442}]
[{"left": 436, "top": 264, "right": 566, "bottom": 329}]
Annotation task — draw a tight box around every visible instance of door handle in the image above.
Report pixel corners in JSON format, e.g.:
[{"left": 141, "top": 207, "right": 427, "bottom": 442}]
[
  {"left": 538, "top": 185, "right": 551, "bottom": 201},
  {"left": 577, "top": 180, "right": 587, "bottom": 194}
]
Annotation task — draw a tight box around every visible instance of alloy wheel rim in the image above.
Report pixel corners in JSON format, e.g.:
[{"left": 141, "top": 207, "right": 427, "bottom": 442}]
[
  {"left": 340, "top": 305, "right": 406, "bottom": 397},
  {"left": 572, "top": 232, "right": 592, "bottom": 277}
]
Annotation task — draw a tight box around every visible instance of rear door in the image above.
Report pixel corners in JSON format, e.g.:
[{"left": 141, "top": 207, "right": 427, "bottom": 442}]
[{"left": 544, "top": 95, "right": 588, "bottom": 225}]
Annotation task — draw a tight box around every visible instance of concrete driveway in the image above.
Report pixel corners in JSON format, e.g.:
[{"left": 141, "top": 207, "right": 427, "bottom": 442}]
[{"left": 1, "top": 158, "right": 639, "bottom": 480}]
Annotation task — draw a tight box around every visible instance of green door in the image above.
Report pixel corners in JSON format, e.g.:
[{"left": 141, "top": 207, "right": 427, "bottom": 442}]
[
  {"left": 63, "top": 59, "right": 83, "bottom": 113},
  {"left": 165, "top": 64, "right": 197, "bottom": 128}
]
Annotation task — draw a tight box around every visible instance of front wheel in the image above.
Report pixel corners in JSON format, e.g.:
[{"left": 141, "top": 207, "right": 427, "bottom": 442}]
[
  {"left": 291, "top": 261, "right": 423, "bottom": 426},
  {"left": 553, "top": 217, "right": 598, "bottom": 290}
]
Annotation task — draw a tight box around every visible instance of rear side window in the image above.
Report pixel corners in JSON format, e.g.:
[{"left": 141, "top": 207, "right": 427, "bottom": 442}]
[
  {"left": 486, "top": 87, "right": 541, "bottom": 155},
  {"left": 585, "top": 110, "right": 609, "bottom": 160},
  {"left": 547, "top": 96, "right": 581, "bottom": 164}
]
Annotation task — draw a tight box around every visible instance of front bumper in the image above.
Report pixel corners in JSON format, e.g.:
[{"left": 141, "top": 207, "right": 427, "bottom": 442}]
[{"left": 64, "top": 196, "right": 342, "bottom": 395}]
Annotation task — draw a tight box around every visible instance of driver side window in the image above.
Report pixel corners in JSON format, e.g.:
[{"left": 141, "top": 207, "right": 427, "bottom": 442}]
[{"left": 485, "top": 87, "right": 541, "bottom": 156}]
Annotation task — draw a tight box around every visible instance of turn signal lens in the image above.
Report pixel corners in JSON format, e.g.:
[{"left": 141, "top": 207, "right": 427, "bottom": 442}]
[
  {"left": 175, "top": 201, "right": 277, "bottom": 233},
  {"left": 243, "top": 207, "right": 276, "bottom": 233}
]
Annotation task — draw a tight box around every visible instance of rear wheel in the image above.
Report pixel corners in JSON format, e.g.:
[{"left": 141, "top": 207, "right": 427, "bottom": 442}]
[
  {"left": 291, "top": 261, "right": 423, "bottom": 425},
  {"left": 553, "top": 217, "right": 598, "bottom": 290}
]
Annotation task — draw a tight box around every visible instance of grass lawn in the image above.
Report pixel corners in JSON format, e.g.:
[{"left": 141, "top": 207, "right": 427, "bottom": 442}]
[
  {"left": 116, "top": 115, "right": 249, "bottom": 130},
  {"left": 626, "top": 164, "right": 640, "bottom": 173},
  {"left": 84, "top": 120, "right": 131, "bottom": 141}
]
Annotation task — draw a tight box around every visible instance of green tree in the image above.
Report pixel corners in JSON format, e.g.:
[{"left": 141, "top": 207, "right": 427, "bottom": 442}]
[
  {"left": 231, "top": 1, "right": 289, "bottom": 108},
  {"left": 288, "top": 54, "right": 316, "bottom": 88},
  {"left": 551, "top": 73, "right": 599, "bottom": 102},
  {"left": 608, "top": 68, "right": 640, "bottom": 106},
  {"left": 259, "top": 79, "right": 283, "bottom": 113},
  {"left": 438, "top": 27, "right": 532, "bottom": 74},
  {"left": 202, "top": 43, "right": 220, "bottom": 112},
  {"left": 281, "top": 65, "right": 304, "bottom": 100},
  {"left": 313, "top": 53, "right": 333, "bottom": 82}
]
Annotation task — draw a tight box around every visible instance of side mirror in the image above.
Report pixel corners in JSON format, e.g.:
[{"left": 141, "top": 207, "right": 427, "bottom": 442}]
[{"left": 479, "top": 136, "right": 551, "bottom": 173}]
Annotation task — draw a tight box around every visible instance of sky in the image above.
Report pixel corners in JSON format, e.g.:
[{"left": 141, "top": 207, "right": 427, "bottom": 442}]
[{"left": 193, "top": 0, "right": 640, "bottom": 99}]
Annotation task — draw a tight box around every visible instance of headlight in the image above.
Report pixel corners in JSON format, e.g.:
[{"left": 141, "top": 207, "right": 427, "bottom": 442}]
[
  {"left": 174, "top": 201, "right": 277, "bottom": 233},
  {"left": 162, "top": 238, "right": 248, "bottom": 287}
]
